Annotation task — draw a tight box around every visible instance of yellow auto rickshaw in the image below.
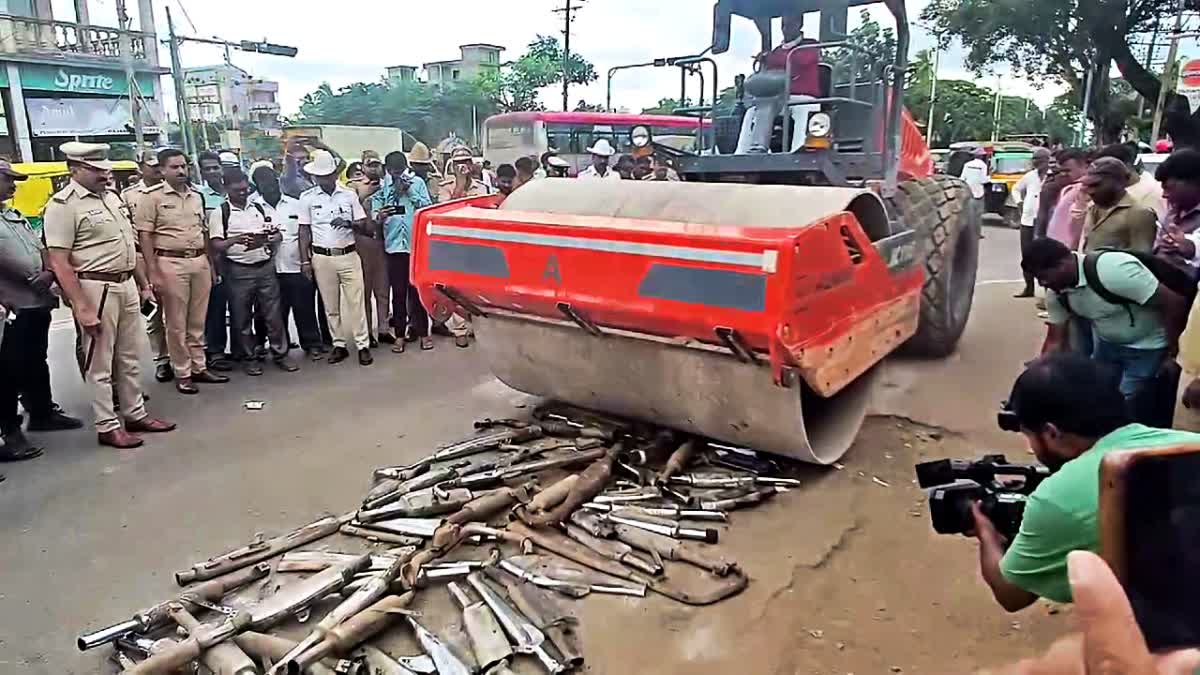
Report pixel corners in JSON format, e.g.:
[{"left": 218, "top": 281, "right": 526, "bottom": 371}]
[{"left": 8, "top": 160, "right": 140, "bottom": 230}]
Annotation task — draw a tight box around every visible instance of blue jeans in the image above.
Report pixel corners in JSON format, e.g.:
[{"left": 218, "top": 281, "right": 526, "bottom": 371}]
[{"left": 1091, "top": 338, "right": 1166, "bottom": 398}]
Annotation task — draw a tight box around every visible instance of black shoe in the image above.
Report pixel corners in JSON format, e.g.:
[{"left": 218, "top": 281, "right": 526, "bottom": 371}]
[
  {"left": 288, "top": 342, "right": 300, "bottom": 350},
  {"left": 155, "top": 363, "right": 174, "bottom": 382},
  {"left": 208, "top": 356, "right": 234, "bottom": 372},
  {"left": 192, "top": 370, "right": 230, "bottom": 384},
  {"left": 274, "top": 355, "right": 300, "bottom": 372},
  {"left": 0, "top": 427, "right": 44, "bottom": 460},
  {"left": 26, "top": 409, "right": 84, "bottom": 432},
  {"left": 328, "top": 347, "right": 351, "bottom": 364},
  {"left": 369, "top": 335, "right": 379, "bottom": 349},
  {"left": 358, "top": 348, "right": 374, "bottom": 366},
  {"left": 432, "top": 324, "right": 453, "bottom": 338},
  {"left": 244, "top": 361, "right": 264, "bottom": 377},
  {"left": 1014, "top": 288, "right": 1035, "bottom": 298},
  {"left": 378, "top": 332, "right": 396, "bottom": 345},
  {"left": 305, "top": 348, "right": 324, "bottom": 361}
]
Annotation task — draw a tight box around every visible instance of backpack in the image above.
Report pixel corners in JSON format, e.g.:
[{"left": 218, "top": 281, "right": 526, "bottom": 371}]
[
  {"left": 1063, "top": 249, "right": 1197, "bottom": 325},
  {"left": 220, "top": 201, "right": 267, "bottom": 232}
]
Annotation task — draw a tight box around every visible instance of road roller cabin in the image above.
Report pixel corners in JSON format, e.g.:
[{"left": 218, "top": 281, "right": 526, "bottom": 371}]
[{"left": 409, "top": 0, "right": 979, "bottom": 465}]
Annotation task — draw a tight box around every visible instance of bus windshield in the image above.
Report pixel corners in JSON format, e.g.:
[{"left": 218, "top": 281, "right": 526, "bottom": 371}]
[{"left": 485, "top": 122, "right": 536, "bottom": 151}]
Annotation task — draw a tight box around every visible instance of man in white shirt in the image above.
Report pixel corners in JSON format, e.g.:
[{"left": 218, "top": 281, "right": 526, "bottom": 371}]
[
  {"left": 252, "top": 166, "right": 325, "bottom": 361},
  {"left": 959, "top": 147, "right": 990, "bottom": 200},
  {"left": 577, "top": 139, "right": 622, "bottom": 179},
  {"left": 208, "top": 169, "right": 298, "bottom": 376},
  {"left": 297, "top": 150, "right": 374, "bottom": 366},
  {"left": 1013, "top": 147, "right": 1052, "bottom": 298}
]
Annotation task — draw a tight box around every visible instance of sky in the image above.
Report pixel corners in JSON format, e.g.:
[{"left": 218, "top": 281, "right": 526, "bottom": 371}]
[{"left": 56, "top": 0, "right": 1084, "bottom": 125}]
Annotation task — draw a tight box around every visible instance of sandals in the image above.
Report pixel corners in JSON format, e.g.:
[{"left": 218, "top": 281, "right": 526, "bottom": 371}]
[
  {"left": 420, "top": 337, "right": 435, "bottom": 351},
  {"left": 392, "top": 341, "right": 406, "bottom": 354}
]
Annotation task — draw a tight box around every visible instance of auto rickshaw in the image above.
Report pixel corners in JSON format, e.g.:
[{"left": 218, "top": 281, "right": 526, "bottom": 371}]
[
  {"left": 8, "top": 160, "right": 139, "bottom": 230},
  {"left": 948, "top": 141, "right": 1034, "bottom": 227}
]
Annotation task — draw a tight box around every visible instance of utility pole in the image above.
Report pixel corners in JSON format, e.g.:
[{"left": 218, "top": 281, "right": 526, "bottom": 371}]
[
  {"left": 115, "top": 0, "right": 145, "bottom": 151},
  {"left": 926, "top": 44, "right": 940, "bottom": 143},
  {"left": 991, "top": 76, "right": 1002, "bottom": 141},
  {"left": 1151, "top": 2, "right": 1185, "bottom": 143},
  {"left": 166, "top": 7, "right": 194, "bottom": 159},
  {"left": 554, "top": 0, "right": 584, "bottom": 111},
  {"left": 1080, "top": 64, "right": 1095, "bottom": 146}
]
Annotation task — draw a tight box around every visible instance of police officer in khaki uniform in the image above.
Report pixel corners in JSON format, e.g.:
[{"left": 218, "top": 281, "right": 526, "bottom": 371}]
[
  {"left": 44, "top": 142, "right": 176, "bottom": 448},
  {"left": 121, "top": 148, "right": 171, "bottom": 382},
  {"left": 437, "top": 147, "right": 488, "bottom": 347},
  {"left": 135, "top": 148, "right": 230, "bottom": 395}
]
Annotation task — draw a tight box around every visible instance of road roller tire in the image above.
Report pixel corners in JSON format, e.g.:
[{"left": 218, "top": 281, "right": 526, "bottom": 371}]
[{"left": 893, "top": 175, "right": 979, "bottom": 357}]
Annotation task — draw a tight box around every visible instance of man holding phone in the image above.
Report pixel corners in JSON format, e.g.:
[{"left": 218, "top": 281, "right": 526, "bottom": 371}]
[
  {"left": 371, "top": 152, "right": 432, "bottom": 351},
  {"left": 973, "top": 352, "right": 1200, "bottom": 613},
  {"left": 297, "top": 150, "right": 374, "bottom": 366},
  {"left": 208, "top": 169, "right": 297, "bottom": 376}
]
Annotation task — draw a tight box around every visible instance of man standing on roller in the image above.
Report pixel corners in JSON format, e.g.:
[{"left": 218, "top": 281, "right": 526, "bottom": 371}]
[{"left": 44, "top": 142, "right": 175, "bottom": 448}]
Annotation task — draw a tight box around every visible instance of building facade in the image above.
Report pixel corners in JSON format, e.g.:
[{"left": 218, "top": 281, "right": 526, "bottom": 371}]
[
  {"left": 385, "top": 64, "right": 416, "bottom": 85},
  {"left": 422, "top": 44, "right": 503, "bottom": 84},
  {"left": 183, "top": 63, "right": 281, "bottom": 132},
  {"left": 0, "top": 0, "right": 167, "bottom": 161}
]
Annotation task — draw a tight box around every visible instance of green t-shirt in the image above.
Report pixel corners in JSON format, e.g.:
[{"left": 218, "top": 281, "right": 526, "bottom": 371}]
[
  {"left": 1000, "top": 424, "right": 1200, "bottom": 603},
  {"left": 1044, "top": 252, "right": 1165, "bottom": 350}
]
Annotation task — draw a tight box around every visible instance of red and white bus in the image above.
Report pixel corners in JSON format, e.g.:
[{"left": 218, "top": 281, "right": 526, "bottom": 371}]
[{"left": 482, "top": 111, "right": 710, "bottom": 176}]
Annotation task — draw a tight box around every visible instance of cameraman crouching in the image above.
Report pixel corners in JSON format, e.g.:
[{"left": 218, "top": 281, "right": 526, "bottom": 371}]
[{"left": 975, "top": 352, "right": 1200, "bottom": 612}]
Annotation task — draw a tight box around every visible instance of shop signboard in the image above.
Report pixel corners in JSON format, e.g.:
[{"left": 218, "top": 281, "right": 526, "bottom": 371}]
[
  {"left": 26, "top": 97, "right": 163, "bottom": 137},
  {"left": 19, "top": 64, "right": 157, "bottom": 96}
]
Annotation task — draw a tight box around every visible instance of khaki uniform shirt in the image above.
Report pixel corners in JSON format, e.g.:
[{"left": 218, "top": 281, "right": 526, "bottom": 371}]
[
  {"left": 437, "top": 177, "right": 490, "bottom": 203},
  {"left": 43, "top": 180, "right": 138, "bottom": 274},
  {"left": 1080, "top": 193, "right": 1158, "bottom": 253},
  {"left": 133, "top": 182, "right": 207, "bottom": 252}
]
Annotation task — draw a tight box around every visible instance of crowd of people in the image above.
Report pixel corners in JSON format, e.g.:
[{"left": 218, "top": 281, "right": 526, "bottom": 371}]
[
  {"left": 961, "top": 141, "right": 1200, "bottom": 430},
  {"left": 0, "top": 132, "right": 687, "bottom": 466}
]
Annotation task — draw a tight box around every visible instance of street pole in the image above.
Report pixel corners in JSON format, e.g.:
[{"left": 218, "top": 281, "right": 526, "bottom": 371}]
[
  {"left": 926, "top": 44, "right": 940, "bottom": 144},
  {"left": 1151, "top": 2, "right": 1184, "bottom": 143},
  {"left": 166, "top": 7, "right": 194, "bottom": 159},
  {"left": 991, "top": 76, "right": 1002, "bottom": 141},
  {"left": 561, "top": 0, "right": 572, "bottom": 111},
  {"left": 115, "top": 0, "right": 144, "bottom": 151},
  {"left": 1080, "top": 64, "right": 1094, "bottom": 146}
]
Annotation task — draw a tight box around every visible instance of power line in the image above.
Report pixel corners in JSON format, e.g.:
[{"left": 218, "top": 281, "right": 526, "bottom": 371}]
[{"left": 173, "top": 0, "right": 198, "bottom": 34}]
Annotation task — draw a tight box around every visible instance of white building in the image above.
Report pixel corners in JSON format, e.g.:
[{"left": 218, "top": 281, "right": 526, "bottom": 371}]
[
  {"left": 422, "top": 44, "right": 503, "bottom": 84},
  {"left": 183, "top": 63, "right": 281, "bottom": 130}
]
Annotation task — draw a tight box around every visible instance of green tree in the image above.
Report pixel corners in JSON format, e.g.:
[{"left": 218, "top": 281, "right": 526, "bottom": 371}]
[
  {"left": 920, "top": 0, "right": 1198, "bottom": 145},
  {"left": 478, "top": 35, "right": 598, "bottom": 112},
  {"left": 828, "top": 9, "right": 896, "bottom": 85},
  {"left": 640, "top": 97, "right": 692, "bottom": 115},
  {"left": 574, "top": 99, "right": 605, "bottom": 112}
]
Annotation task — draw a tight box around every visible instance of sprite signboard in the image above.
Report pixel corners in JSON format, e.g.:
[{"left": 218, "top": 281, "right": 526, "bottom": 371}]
[{"left": 18, "top": 64, "right": 157, "bottom": 96}]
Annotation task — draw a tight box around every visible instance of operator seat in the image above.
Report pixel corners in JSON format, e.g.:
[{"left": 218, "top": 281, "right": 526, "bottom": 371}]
[{"left": 736, "top": 68, "right": 825, "bottom": 154}]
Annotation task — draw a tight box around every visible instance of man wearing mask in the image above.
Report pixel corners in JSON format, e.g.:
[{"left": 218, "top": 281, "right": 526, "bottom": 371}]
[
  {"left": 45, "top": 143, "right": 175, "bottom": 448},
  {"left": 0, "top": 159, "right": 82, "bottom": 460},
  {"left": 297, "top": 150, "right": 373, "bottom": 366},
  {"left": 121, "top": 148, "right": 171, "bottom": 382},
  {"left": 136, "top": 148, "right": 229, "bottom": 395},
  {"left": 1012, "top": 147, "right": 1053, "bottom": 298},
  {"left": 349, "top": 150, "right": 390, "bottom": 347},
  {"left": 371, "top": 152, "right": 432, "bottom": 351},
  {"left": 252, "top": 166, "right": 325, "bottom": 361},
  {"left": 208, "top": 170, "right": 298, "bottom": 376},
  {"left": 1079, "top": 158, "right": 1158, "bottom": 253},
  {"left": 578, "top": 140, "right": 620, "bottom": 179}
]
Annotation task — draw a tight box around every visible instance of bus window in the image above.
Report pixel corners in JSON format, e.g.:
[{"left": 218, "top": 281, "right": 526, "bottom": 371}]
[
  {"left": 486, "top": 122, "right": 535, "bottom": 151},
  {"left": 546, "top": 124, "right": 578, "bottom": 154}
]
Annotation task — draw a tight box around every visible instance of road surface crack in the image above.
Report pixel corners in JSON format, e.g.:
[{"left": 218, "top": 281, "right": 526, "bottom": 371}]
[{"left": 751, "top": 518, "right": 863, "bottom": 623}]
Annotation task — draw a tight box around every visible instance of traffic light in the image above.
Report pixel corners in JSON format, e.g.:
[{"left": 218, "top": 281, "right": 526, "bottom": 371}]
[{"left": 239, "top": 40, "right": 298, "bottom": 57}]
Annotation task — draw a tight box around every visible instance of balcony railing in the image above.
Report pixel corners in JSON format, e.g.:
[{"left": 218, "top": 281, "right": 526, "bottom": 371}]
[{"left": 0, "top": 14, "right": 153, "bottom": 63}]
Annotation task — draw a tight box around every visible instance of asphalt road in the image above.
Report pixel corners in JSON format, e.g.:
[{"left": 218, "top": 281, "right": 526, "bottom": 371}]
[{"left": 0, "top": 226, "right": 1054, "bottom": 674}]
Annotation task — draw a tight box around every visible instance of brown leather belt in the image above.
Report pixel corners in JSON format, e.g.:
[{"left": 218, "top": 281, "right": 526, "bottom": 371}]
[
  {"left": 78, "top": 270, "right": 134, "bottom": 283},
  {"left": 312, "top": 244, "right": 357, "bottom": 256},
  {"left": 155, "top": 248, "right": 206, "bottom": 259}
]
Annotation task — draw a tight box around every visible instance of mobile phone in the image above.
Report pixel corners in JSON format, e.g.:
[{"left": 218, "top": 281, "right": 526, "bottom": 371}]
[
  {"left": 140, "top": 298, "right": 158, "bottom": 321},
  {"left": 1099, "top": 445, "right": 1200, "bottom": 650}
]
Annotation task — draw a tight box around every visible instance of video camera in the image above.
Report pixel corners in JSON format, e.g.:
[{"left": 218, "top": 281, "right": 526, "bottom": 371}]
[{"left": 914, "top": 455, "right": 1050, "bottom": 539}]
